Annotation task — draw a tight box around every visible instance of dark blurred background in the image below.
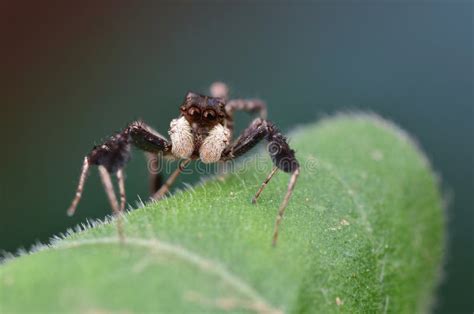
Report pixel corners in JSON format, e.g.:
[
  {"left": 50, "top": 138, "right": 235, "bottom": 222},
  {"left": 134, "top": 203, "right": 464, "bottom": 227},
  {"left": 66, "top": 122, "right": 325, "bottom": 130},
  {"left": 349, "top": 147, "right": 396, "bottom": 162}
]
[{"left": 0, "top": 1, "right": 472, "bottom": 313}]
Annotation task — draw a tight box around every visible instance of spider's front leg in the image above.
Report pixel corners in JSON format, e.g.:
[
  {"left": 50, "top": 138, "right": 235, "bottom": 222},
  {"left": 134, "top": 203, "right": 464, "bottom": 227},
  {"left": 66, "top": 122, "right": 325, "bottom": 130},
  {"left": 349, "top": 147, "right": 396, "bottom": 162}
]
[
  {"left": 221, "top": 118, "right": 300, "bottom": 246},
  {"left": 67, "top": 121, "right": 172, "bottom": 240}
]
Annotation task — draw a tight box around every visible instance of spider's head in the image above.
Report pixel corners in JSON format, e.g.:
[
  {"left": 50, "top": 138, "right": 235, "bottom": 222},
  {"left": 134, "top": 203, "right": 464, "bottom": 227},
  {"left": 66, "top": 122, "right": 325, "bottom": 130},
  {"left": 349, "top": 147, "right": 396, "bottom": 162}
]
[{"left": 180, "top": 92, "right": 226, "bottom": 126}]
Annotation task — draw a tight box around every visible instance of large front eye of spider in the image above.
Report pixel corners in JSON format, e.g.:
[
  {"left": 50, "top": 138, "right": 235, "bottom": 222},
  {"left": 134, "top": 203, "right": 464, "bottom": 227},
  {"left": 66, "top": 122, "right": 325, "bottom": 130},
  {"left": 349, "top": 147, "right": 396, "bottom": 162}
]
[
  {"left": 203, "top": 110, "right": 216, "bottom": 120},
  {"left": 188, "top": 106, "right": 201, "bottom": 117}
]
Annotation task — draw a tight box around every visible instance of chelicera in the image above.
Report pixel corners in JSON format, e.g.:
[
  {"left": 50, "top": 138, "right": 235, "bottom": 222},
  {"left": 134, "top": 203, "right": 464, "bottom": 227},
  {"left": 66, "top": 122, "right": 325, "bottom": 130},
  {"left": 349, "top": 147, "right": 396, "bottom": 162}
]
[{"left": 67, "top": 82, "right": 300, "bottom": 246}]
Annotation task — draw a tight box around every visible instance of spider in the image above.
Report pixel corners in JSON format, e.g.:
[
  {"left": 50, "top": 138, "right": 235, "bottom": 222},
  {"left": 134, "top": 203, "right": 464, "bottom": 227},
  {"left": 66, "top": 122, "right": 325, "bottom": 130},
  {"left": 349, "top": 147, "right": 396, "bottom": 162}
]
[{"left": 67, "top": 82, "right": 300, "bottom": 246}]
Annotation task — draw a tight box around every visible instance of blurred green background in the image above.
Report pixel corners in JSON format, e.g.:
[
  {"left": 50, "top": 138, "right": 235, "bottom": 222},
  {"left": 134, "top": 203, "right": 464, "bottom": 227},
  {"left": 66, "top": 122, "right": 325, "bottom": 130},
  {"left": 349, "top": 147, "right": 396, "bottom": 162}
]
[{"left": 0, "top": 1, "right": 472, "bottom": 313}]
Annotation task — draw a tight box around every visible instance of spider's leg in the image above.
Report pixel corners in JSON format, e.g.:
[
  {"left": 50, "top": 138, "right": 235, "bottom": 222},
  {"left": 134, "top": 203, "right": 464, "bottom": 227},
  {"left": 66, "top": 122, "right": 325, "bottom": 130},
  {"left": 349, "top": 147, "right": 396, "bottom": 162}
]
[
  {"left": 98, "top": 165, "right": 124, "bottom": 242},
  {"left": 129, "top": 121, "right": 173, "bottom": 197},
  {"left": 273, "top": 167, "right": 300, "bottom": 246},
  {"left": 210, "top": 82, "right": 267, "bottom": 118},
  {"left": 209, "top": 82, "right": 267, "bottom": 140},
  {"left": 116, "top": 168, "right": 127, "bottom": 243},
  {"left": 67, "top": 157, "right": 91, "bottom": 216},
  {"left": 98, "top": 166, "right": 120, "bottom": 213},
  {"left": 252, "top": 166, "right": 279, "bottom": 204},
  {"left": 224, "top": 98, "right": 267, "bottom": 140},
  {"left": 67, "top": 120, "right": 172, "bottom": 215},
  {"left": 221, "top": 118, "right": 300, "bottom": 246},
  {"left": 152, "top": 159, "right": 191, "bottom": 200},
  {"left": 225, "top": 99, "right": 267, "bottom": 120},
  {"left": 145, "top": 152, "right": 163, "bottom": 195},
  {"left": 127, "top": 121, "right": 172, "bottom": 154},
  {"left": 117, "top": 169, "right": 126, "bottom": 212}
]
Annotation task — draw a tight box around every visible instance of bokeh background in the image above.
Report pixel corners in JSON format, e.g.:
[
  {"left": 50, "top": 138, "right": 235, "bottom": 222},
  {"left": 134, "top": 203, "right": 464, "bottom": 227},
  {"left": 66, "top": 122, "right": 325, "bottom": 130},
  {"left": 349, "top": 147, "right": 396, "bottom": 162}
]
[{"left": 0, "top": 1, "right": 472, "bottom": 313}]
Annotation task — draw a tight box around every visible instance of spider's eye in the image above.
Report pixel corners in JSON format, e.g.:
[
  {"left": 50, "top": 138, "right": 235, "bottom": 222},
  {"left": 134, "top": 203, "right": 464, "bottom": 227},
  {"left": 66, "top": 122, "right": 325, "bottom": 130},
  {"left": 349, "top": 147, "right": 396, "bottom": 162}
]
[
  {"left": 203, "top": 110, "right": 216, "bottom": 120},
  {"left": 188, "top": 106, "right": 200, "bottom": 116}
]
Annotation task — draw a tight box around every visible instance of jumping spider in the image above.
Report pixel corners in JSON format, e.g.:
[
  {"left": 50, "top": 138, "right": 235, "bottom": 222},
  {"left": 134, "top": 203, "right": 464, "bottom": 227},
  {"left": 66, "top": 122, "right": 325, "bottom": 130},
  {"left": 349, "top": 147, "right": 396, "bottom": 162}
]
[{"left": 67, "top": 82, "right": 300, "bottom": 246}]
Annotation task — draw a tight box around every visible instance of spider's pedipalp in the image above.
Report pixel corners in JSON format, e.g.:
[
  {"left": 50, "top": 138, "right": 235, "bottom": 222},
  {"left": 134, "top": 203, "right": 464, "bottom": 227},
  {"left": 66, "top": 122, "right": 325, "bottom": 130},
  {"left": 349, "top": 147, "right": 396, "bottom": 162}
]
[
  {"left": 169, "top": 117, "right": 194, "bottom": 159},
  {"left": 200, "top": 123, "right": 230, "bottom": 163}
]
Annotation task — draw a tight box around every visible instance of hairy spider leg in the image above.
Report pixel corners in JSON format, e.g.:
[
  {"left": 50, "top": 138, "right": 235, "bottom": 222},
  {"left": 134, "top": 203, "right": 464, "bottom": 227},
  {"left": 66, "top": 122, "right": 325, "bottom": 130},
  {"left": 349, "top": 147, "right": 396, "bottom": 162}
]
[
  {"left": 128, "top": 122, "right": 173, "bottom": 197},
  {"left": 67, "top": 121, "right": 172, "bottom": 242},
  {"left": 225, "top": 99, "right": 267, "bottom": 140},
  {"left": 221, "top": 118, "right": 300, "bottom": 246},
  {"left": 152, "top": 159, "right": 191, "bottom": 200},
  {"left": 209, "top": 82, "right": 267, "bottom": 177},
  {"left": 252, "top": 166, "right": 279, "bottom": 204},
  {"left": 98, "top": 166, "right": 124, "bottom": 242},
  {"left": 67, "top": 157, "right": 91, "bottom": 216}
]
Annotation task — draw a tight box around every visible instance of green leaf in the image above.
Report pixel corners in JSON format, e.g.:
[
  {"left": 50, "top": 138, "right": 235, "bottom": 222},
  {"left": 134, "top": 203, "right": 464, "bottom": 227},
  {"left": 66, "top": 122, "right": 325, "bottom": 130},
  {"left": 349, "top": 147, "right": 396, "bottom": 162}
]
[{"left": 0, "top": 114, "right": 444, "bottom": 313}]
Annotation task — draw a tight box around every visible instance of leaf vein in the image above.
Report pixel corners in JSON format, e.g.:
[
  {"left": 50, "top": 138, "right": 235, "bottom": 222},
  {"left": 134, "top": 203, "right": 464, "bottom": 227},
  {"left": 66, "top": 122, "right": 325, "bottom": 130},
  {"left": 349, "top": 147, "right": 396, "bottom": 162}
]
[{"left": 54, "top": 237, "right": 281, "bottom": 314}]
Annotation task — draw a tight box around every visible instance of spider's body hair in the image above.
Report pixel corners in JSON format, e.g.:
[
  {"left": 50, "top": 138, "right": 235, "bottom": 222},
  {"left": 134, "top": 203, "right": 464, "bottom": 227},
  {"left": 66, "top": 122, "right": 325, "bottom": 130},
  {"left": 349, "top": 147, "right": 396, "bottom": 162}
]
[
  {"left": 169, "top": 117, "right": 194, "bottom": 159},
  {"left": 199, "top": 123, "right": 231, "bottom": 163},
  {"left": 168, "top": 116, "right": 231, "bottom": 163}
]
